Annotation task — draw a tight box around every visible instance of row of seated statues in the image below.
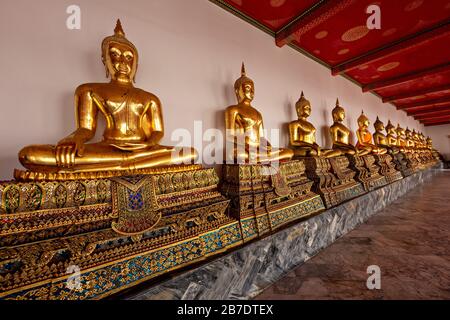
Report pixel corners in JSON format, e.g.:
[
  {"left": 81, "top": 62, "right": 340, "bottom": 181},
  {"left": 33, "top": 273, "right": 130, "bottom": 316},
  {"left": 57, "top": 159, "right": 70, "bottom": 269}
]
[{"left": 0, "top": 20, "right": 442, "bottom": 300}]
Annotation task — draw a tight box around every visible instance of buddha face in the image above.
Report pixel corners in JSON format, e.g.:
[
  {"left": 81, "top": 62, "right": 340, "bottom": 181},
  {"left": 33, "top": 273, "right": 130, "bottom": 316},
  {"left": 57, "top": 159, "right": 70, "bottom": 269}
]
[
  {"left": 374, "top": 122, "right": 384, "bottom": 132},
  {"left": 106, "top": 42, "right": 136, "bottom": 81},
  {"left": 297, "top": 103, "right": 311, "bottom": 118},
  {"left": 358, "top": 117, "right": 369, "bottom": 130},
  {"left": 236, "top": 81, "right": 255, "bottom": 103},
  {"left": 332, "top": 107, "right": 345, "bottom": 122}
]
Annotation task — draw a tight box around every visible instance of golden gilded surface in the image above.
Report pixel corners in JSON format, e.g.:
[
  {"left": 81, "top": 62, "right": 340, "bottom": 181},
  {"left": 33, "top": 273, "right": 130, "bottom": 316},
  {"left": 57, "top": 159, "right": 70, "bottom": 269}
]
[
  {"left": 17, "top": 20, "right": 197, "bottom": 180},
  {"left": 355, "top": 111, "right": 387, "bottom": 155},
  {"left": 288, "top": 92, "right": 341, "bottom": 158},
  {"left": 385, "top": 120, "right": 400, "bottom": 152},
  {"left": 224, "top": 63, "right": 293, "bottom": 164},
  {"left": 396, "top": 124, "right": 407, "bottom": 151},
  {"left": 329, "top": 99, "right": 365, "bottom": 156}
]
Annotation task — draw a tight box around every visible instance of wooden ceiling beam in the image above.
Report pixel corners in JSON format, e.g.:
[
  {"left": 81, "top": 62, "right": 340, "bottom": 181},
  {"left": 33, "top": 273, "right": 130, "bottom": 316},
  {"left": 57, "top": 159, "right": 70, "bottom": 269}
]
[
  {"left": 414, "top": 110, "right": 450, "bottom": 120},
  {"left": 421, "top": 115, "right": 450, "bottom": 124},
  {"left": 397, "top": 96, "right": 450, "bottom": 110},
  {"left": 424, "top": 120, "right": 450, "bottom": 126},
  {"left": 407, "top": 104, "right": 450, "bottom": 116},
  {"left": 382, "top": 84, "right": 450, "bottom": 103},
  {"left": 362, "top": 62, "right": 450, "bottom": 92},
  {"left": 275, "top": 0, "right": 355, "bottom": 47},
  {"left": 332, "top": 21, "right": 450, "bottom": 76}
]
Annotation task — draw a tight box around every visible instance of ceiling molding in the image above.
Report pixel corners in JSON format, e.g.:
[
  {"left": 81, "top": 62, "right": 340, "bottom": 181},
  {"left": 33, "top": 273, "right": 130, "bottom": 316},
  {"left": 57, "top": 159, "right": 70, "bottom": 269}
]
[
  {"left": 424, "top": 120, "right": 450, "bottom": 126},
  {"left": 332, "top": 21, "right": 450, "bottom": 76},
  {"left": 414, "top": 110, "right": 450, "bottom": 121},
  {"left": 362, "top": 62, "right": 450, "bottom": 92},
  {"left": 275, "top": 0, "right": 355, "bottom": 47},
  {"left": 407, "top": 104, "right": 450, "bottom": 116},
  {"left": 397, "top": 96, "right": 450, "bottom": 110},
  {"left": 382, "top": 84, "right": 450, "bottom": 103}
]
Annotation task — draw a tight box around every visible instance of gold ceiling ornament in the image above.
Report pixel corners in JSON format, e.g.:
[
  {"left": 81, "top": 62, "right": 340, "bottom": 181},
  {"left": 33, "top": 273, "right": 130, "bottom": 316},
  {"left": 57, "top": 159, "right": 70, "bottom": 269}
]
[
  {"left": 377, "top": 62, "right": 400, "bottom": 72},
  {"left": 338, "top": 48, "right": 350, "bottom": 55},
  {"left": 270, "top": 0, "right": 286, "bottom": 8},
  {"left": 341, "top": 25, "right": 370, "bottom": 42},
  {"left": 315, "top": 30, "right": 328, "bottom": 39},
  {"left": 405, "top": 0, "right": 424, "bottom": 12}
]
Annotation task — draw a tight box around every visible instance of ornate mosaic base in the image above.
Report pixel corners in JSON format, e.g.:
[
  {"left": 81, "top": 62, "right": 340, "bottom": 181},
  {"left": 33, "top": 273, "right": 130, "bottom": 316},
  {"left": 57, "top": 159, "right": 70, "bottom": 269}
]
[
  {"left": 0, "top": 166, "right": 234, "bottom": 300},
  {"left": 239, "top": 195, "right": 324, "bottom": 242},
  {"left": 1, "top": 221, "right": 243, "bottom": 300},
  {"left": 374, "top": 154, "right": 403, "bottom": 184},
  {"left": 302, "top": 156, "right": 365, "bottom": 209},
  {"left": 347, "top": 154, "right": 387, "bottom": 192}
]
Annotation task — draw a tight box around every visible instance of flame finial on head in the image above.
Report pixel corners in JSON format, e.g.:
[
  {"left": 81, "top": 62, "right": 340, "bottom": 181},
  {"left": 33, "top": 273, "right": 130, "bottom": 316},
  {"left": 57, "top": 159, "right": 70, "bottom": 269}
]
[
  {"left": 296, "top": 91, "right": 310, "bottom": 114},
  {"left": 114, "top": 19, "right": 125, "bottom": 37},
  {"left": 234, "top": 62, "right": 254, "bottom": 92}
]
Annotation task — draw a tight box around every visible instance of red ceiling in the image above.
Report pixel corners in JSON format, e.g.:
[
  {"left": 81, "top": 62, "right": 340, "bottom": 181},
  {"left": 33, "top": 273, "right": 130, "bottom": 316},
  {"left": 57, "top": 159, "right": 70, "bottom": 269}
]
[{"left": 214, "top": 0, "right": 450, "bottom": 126}]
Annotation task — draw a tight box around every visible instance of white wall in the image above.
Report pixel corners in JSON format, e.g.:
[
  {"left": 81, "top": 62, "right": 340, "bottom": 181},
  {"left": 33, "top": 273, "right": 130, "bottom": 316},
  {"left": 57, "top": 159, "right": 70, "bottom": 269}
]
[
  {"left": 425, "top": 124, "right": 450, "bottom": 160},
  {"left": 0, "top": 0, "right": 429, "bottom": 180}
]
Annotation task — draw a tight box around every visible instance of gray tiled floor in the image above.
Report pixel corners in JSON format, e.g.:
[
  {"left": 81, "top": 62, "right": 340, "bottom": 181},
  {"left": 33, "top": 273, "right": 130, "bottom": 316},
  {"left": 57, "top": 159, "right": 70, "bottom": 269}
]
[{"left": 256, "top": 171, "right": 450, "bottom": 300}]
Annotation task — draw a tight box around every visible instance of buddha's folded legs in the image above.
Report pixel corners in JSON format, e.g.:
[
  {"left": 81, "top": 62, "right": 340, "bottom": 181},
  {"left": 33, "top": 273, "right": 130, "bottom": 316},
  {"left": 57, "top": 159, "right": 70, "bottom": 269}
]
[
  {"left": 293, "top": 147, "right": 318, "bottom": 157},
  {"left": 332, "top": 144, "right": 357, "bottom": 155},
  {"left": 19, "top": 143, "right": 198, "bottom": 173},
  {"left": 259, "top": 148, "right": 294, "bottom": 164},
  {"left": 232, "top": 147, "right": 293, "bottom": 164}
]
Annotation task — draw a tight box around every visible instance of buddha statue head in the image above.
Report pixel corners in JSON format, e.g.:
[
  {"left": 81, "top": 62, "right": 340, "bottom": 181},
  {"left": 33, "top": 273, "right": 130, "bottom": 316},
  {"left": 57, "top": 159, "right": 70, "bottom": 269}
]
[
  {"left": 385, "top": 120, "right": 396, "bottom": 135},
  {"left": 332, "top": 99, "right": 345, "bottom": 122},
  {"left": 426, "top": 136, "right": 433, "bottom": 148},
  {"left": 102, "top": 19, "right": 138, "bottom": 83},
  {"left": 396, "top": 124, "right": 405, "bottom": 137},
  {"left": 357, "top": 111, "right": 370, "bottom": 130},
  {"left": 374, "top": 116, "right": 384, "bottom": 132},
  {"left": 405, "top": 127, "right": 412, "bottom": 139},
  {"left": 295, "top": 91, "right": 311, "bottom": 119},
  {"left": 234, "top": 63, "right": 255, "bottom": 104}
]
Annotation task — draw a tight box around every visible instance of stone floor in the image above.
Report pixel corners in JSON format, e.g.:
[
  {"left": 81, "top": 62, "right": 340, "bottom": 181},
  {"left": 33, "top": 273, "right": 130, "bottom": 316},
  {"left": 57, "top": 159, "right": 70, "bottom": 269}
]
[{"left": 255, "top": 170, "right": 450, "bottom": 300}]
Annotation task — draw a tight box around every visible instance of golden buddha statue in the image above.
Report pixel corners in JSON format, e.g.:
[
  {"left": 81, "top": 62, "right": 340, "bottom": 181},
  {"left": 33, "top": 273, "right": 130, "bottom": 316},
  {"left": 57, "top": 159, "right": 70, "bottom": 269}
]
[
  {"left": 288, "top": 92, "right": 341, "bottom": 158},
  {"left": 225, "top": 63, "right": 293, "bottom": 164},
  {"left": 412, "top": 129, "right": 421, "bottom": 149},
  {"left": 18, "top": 20, "right": 197, "bottom": 179},
  {"left": 396, "top": 124, "right": 407, "bottom": 150},
  {"left": 405, "top": 127, "right": 415, "bottom": 149},
  {"left": 330, "top": 99, "right": 366, "bottom": 156},
  {"left": 356, "top": 111, "right": 387, "bottom": 155},
  {"left": 373, "top": 117, "right": 391, "bottom": 148},
  {"left": 385, "top": 120, "right": 399, "bottom": 149},
  {"left": 426, "top": 136, "right": 434, "bottom": 150}
]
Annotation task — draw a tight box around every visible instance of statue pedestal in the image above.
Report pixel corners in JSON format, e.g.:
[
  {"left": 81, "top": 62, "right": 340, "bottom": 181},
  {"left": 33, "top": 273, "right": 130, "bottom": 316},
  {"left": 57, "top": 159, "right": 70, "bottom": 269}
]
[
  {"left": 302, "top": 156, "right": 365, "bottom": 208},
  {"left": 0, "top": 165, "right": 242, "bottom": 300},
  {"left": 221, "top": 161, "right": 325, "bottom": 242},
  {"left": 346, "top": 154, "right": 387, "bottom": 191},
  {"left": 391, "top": 151, "right": 413, "bottom": 177},
  {"left": 374, "top": 154, "right": 403, "bottom": 184},
  {"left": 404, "top": 152, "right": 420, "bottom": 172}
]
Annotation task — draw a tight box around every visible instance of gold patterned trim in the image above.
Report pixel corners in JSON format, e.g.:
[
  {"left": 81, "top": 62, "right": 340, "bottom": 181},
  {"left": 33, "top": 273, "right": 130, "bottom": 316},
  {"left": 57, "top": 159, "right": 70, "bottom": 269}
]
[{"left": 13, "top": 164, "right": 202, "bottom": 182}]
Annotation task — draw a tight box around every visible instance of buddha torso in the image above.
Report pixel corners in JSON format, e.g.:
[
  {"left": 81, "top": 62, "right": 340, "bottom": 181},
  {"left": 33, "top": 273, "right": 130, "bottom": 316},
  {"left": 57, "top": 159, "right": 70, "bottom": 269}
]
[
  {"left": 290, "top": 119, "right": 316, "bottom": 145},
  {"left": 356, "top": 129, "right": 374, "bottom": 146},
  {"left": 386, "top": 133, "right": 397, "bottom": 146},
  {"left": 78, "top": 83, "right": 158, "bottom": 147},
  {"left": 374, "top": 132, "right": 388, "bottom": 146},
  {"left": 227, "top": 104, "right": 263, "bottom": 143},
  {"left": 331, "top": 122, "right": 351, "bottom": 145}
]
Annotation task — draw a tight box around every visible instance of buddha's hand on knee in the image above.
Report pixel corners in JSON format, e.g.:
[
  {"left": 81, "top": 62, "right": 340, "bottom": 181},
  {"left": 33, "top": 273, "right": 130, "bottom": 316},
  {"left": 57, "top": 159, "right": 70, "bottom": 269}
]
[{"left": 55, "top": 137, "right": 85, "bottom": 168}]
